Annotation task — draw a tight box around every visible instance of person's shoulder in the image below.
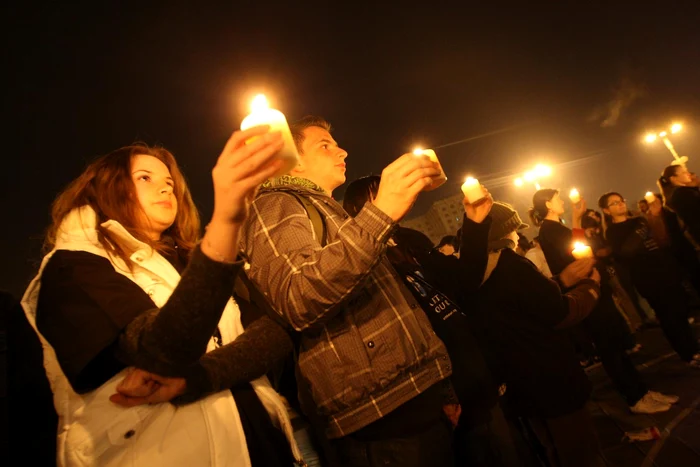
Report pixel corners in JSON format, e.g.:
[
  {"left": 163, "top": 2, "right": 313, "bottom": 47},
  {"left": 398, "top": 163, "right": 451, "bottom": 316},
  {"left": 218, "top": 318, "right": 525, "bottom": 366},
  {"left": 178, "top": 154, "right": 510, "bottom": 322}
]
[
  {"left": 251, "top": 189, "right": 309, "bottom": 217},
  {"left": 677, "top": 186, "right": 700, "bottom": 200},
  {"left": 502, "top": 248, "right": 543, "bottom": 272},
  {"left": 45, "top": 250, "right": 111, "bottom": 273},
  {"left": 41, "top": 250, "right": 122, "bottom": 292}
]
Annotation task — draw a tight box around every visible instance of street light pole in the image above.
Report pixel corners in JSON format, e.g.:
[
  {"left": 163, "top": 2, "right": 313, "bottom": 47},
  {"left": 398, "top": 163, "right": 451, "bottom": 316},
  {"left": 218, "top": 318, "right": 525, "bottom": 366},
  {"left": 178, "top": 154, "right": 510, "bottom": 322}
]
[{"left": 645, "top": 123, "right": 688, "bottom": 166}]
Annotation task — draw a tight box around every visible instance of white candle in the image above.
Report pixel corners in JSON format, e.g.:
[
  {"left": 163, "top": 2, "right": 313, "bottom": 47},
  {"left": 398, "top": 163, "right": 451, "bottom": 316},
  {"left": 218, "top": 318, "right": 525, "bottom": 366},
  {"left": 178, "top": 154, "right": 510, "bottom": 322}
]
[
  {"left": 461, "top": 177, "right": 485, "bottom": 204},
  {"left": 569, "top": 188, "right": 581, "bottom": 204},
  {"left": 571, "top": 242, "right": 593, "bottom": 259},
  {"left": 240, "top": 94, "right": 299, "bottom": 177},
  {"left": 644, "top": 192, "right": 656, "bottom": 204},
  {"left": 413, "top": 148, "right": 447, "bottom": 191}
]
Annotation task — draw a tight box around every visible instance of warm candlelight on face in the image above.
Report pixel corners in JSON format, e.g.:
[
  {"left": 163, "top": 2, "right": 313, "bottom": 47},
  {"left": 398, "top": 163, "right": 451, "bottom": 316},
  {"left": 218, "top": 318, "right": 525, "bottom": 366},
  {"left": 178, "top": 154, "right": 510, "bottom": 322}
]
[
  {"left": 644, "top": 192, "right": 656, "bottom": 204},
  {"left": 571, "top": 242, "right": 593, "bottom": 259},
  {"left": 569, "top": 188, "right": 581, "bottom": 204},
  {"left": 240, "top": 94, "right": 299, "bottom": 177},
  {"left": 413, "top": 147, "right": 447, "bottom": 191},
  {"left": 461, "top": 176, "right": 485, "bottom": 204}
]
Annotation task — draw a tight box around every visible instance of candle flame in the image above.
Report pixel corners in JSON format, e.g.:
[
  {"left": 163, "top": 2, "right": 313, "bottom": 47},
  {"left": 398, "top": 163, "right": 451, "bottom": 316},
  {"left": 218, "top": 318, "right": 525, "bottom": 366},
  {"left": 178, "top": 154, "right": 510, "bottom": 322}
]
[
  {"left": 465, "top": 176, "right": 477, "bottom": 184},
  {"left": 570, "top": 188, "right": 579, "bottom": 196},
  {"left": 413, "top": 148, "right": 424, "bottom": 156},
  {"left": 645, "top": 191, "right": 653, "bottom": 197},
  {"left": 573, "top": 242, "right": 586, "bottom": 250},
  {"left": 659, "top": 131, "right": 667, "bottom": 137},
  {"left": 250, "top": 94, "right": 269, "bottom": 113}
]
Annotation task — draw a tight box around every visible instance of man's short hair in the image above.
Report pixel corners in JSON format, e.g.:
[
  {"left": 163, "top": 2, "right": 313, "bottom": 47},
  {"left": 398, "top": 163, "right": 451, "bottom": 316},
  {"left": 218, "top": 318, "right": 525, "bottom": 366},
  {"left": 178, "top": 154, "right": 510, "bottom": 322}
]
[{"left": 290, "top": 116, "right": 332, "bottom": 153}]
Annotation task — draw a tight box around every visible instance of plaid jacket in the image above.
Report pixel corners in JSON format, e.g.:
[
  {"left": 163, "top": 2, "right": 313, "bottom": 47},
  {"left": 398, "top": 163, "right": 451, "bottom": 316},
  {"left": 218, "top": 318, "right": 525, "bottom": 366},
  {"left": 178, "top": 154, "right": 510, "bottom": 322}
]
[{"left": 240, "top": 177, "right": 451, "bottom": 438}]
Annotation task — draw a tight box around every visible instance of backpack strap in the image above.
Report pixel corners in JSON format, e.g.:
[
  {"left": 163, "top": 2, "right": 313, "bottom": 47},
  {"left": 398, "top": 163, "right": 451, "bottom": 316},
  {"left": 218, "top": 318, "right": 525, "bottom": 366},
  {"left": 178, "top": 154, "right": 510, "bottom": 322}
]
[{"left": 287, "top": 192, "right": 327, "bottom": 247}]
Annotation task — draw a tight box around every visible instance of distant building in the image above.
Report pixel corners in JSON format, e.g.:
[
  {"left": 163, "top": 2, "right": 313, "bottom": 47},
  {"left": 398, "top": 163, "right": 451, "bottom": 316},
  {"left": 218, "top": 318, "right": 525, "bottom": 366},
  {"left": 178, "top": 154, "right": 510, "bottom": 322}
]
[{"left": 401, "top": 193, "right": 464, "bottom": 245}]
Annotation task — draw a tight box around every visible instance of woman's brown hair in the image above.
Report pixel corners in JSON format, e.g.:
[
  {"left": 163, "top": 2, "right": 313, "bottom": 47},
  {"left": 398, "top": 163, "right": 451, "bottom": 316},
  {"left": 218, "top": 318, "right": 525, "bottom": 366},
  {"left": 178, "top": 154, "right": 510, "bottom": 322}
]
[
  {"left": 657, "top": 164, "right": 680, "bottom": 207},
  {"left": 45, "top": 144, "right": 200, "bottom": 265}
]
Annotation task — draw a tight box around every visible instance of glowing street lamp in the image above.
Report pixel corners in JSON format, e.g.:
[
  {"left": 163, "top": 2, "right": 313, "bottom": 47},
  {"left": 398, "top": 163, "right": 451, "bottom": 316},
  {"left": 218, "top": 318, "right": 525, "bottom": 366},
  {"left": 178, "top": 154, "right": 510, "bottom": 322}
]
[
  {"left": 534, "top": 164, "right": 552, "bottom": 177},
  {"left": 515, "top": 164, "right": 552, "bottom": 190},
  {"left": 644, "top": 122, "right": 688, "bottom": 165}
]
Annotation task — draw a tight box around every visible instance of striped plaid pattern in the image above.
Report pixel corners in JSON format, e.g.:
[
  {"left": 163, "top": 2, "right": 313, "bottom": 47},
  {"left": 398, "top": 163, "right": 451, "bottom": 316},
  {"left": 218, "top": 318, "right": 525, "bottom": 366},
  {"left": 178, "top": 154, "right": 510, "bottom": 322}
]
[{"left": 240, "top": 179, "right": 451, "bottom": 439}]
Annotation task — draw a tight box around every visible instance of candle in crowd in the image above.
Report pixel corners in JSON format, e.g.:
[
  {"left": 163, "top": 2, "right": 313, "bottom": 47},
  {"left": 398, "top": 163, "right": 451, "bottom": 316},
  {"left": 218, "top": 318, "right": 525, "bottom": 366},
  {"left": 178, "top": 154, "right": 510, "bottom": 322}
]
[
  {"left": 571, "top": 242, "right": 593, "bottom": 259},
  {"left": 413, "top": 148, "right": 447, "bottom": 190},
  {"left": 461, "top": 177, "right": 486, "bottom": 204},
  {"left": 569, "top": 188, "right": 581, "bottom": 204},
  {"left": 644, "top": 192, "right": 656, "bottom": 204},
  {"left": 241, "top": 94, "right": 299, "bottom": 177}
]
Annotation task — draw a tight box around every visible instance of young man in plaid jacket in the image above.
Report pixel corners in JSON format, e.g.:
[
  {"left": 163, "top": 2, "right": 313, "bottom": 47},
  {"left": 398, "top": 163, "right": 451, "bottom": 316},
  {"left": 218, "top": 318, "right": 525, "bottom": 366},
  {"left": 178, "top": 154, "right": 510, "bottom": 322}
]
[{"left": 240, "top": 116, "right": 455, "bottom": 466}]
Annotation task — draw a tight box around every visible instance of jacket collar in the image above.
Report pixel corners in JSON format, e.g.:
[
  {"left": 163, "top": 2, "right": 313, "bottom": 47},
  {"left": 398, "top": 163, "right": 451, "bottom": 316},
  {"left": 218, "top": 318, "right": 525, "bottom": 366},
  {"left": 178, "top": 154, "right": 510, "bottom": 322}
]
[
  {"left": 55, "top": 205, "right": 153, "bottom": 257},
  {"left": 260, "top": 175, "right": 329, "bottom": 195}
]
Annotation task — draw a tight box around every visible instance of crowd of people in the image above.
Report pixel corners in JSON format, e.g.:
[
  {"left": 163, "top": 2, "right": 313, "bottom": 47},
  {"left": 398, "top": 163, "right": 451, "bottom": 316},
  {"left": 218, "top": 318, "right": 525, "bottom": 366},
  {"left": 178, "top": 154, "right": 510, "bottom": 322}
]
[{"left": 5, "top": 116, "right": 700, "bottom": 467}]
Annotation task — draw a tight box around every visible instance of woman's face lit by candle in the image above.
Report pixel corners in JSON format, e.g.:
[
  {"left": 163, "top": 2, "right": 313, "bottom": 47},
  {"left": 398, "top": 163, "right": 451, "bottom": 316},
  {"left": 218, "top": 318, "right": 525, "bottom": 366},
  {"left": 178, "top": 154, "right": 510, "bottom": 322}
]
[
  {"left": 670, "top": 165, "right": 692, "bottom": 187},
  {"left": 604, "top": 194, "right": 627, "bottom": 219},
  {"left": 545, "top": 192, "right": 565, "bottom": 216}
]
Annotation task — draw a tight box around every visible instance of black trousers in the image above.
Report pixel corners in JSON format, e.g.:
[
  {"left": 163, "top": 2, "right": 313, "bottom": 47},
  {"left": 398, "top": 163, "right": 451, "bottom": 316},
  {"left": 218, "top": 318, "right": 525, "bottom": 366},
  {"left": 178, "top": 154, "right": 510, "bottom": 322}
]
[
  {"left": 528, "top": 407, "right": 605, "bottom": 467},
  {"left": 331, "top": 419, "right": 454, "bottom": 467},
  {"left": 638, "top": 279, "right": 699, "bottom": 361},
  {"left": 582, "top": 286, "right": 648, "bottom": 406},
  {"left": 453, "top": 405, "right": 521, "bottom": 467}
]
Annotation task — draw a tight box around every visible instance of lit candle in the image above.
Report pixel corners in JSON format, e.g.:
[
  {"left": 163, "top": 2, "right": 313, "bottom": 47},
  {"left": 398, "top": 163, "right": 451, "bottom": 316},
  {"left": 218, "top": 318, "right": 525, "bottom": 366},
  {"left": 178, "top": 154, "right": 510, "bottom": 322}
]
[
  {"left": 461, "top": 177, "right": 485, "bottom": 204},
  {"left": 240, "top": 94, "right": 299, "bottom": 177},
  {"left": 644, "top": 192, "right": 656, "bottom": 204},
  {"left": 569, "top": 188, "right": 581, "bottom": 204},
  {"left": 571, "top": 242, "right": 593, "bottom": 259},
  {"left": 413, "top": 148, "right": 447, "bottom": 191}
]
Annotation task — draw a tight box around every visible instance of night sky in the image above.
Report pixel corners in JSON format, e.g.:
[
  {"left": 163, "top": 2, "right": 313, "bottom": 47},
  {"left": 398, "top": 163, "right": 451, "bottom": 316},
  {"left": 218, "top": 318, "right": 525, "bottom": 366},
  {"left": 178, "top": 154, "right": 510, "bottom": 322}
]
[{"left": 4, "top": 2, "right": 700, "bottom": 297}]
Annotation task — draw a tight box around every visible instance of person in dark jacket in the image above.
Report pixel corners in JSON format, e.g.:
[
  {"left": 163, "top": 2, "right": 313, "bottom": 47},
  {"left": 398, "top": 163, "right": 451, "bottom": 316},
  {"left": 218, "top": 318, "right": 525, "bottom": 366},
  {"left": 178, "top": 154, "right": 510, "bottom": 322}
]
[
  {"left": 658, "top": 164, "right": 700, "bottom": 248},
  {"left": 529, "top": 189, "right": 675, "bottom": 414},
  {"left": 465, "top": 201, "right": 604, "bottom": 467},
  {"left": 343, "top": 175, "right": 522, "bottom": 467},
  {"left": 646, "top": 192, "right": 700, "bottom": 311},
  {"left": 599, "top": 191, "right": 700, "bottom": 366}
]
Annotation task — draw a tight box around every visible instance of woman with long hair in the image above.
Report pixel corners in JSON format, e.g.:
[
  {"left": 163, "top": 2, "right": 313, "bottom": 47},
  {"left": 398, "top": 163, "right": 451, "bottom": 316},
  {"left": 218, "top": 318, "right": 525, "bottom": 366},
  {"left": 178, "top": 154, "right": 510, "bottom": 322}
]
[
  {"left": 530, "top": 188, "right": 676, "bottom": 414},
  {"left": 598, "top": 191, "right": 699, "bottom": 366},
  {"left": 658, "top": 164, "right": 700, "bottom": 249},
  {"left": 21, "top": 128, "right": 305, "bottom": 466}
]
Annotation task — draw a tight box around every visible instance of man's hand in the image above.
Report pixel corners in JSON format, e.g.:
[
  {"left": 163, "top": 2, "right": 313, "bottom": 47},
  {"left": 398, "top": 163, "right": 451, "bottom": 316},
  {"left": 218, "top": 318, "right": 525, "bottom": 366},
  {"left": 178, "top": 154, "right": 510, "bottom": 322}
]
[
  {"left": 443, "top": 404, "right": 462, "bottom": 429},
  {"left": 110, "top": 368, "right": 187, "bottom": 408},
  {"left": 463, "top": 187, "right": 493, "bottom": 223},
  {"left": 571, "top": 198, "right": 587, "bottom": 229},
  {"left": 648, "top": 198, "right": 663, "bottom": 217},
  {"left": 373, "top": 154, "right": 441, "bottom": 222},
  {"left": 560, "top": 258, "right": 595, "bottom": 288}
]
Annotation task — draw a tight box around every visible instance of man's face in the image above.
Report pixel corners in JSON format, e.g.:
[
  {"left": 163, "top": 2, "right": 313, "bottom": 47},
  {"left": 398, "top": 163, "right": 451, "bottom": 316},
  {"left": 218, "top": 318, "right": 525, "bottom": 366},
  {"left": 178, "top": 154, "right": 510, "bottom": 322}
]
[{"left": 297, "top": 126, "right": 348, "bottom": 193}]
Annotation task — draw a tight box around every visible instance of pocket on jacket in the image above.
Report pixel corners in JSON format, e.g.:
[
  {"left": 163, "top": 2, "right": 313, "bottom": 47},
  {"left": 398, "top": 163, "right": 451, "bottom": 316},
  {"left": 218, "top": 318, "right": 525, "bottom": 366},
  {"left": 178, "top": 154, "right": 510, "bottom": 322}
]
[{"left": 70, "top": 409, "right": 144, "bottom": 463}]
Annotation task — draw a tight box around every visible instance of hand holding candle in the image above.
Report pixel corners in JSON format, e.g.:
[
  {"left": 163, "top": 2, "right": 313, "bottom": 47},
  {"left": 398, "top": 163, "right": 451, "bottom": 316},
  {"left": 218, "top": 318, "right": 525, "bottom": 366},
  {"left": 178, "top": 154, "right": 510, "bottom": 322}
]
[
  {"left": 569, "top": 188, "right": 581, "bottom": 204},
  {"left": 571, "top": 242, "right": 593, "bottom": 259},
  {"left": 461, "top": 176, "right": 486, "bottom": 204},
  {"left": 240, "top": 94, "right": 299, "bottom": 177},
  {"left": 413, "top": 148, "right": 447, "bottom": 191}
]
